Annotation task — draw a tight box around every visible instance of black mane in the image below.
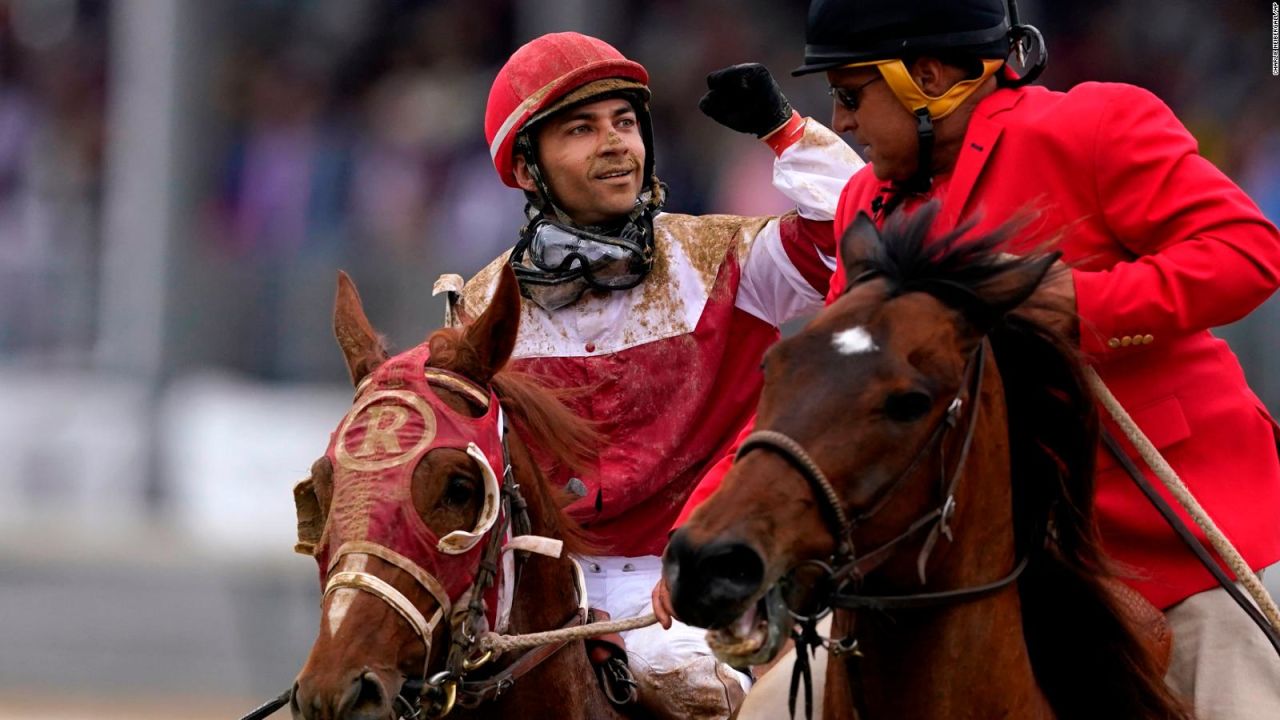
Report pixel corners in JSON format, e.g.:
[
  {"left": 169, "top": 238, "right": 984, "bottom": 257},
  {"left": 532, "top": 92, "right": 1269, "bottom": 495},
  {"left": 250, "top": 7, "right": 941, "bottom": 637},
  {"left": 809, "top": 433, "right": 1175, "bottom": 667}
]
[{"left": 845, "top": 203, "right": 1057, "bottom": 331}]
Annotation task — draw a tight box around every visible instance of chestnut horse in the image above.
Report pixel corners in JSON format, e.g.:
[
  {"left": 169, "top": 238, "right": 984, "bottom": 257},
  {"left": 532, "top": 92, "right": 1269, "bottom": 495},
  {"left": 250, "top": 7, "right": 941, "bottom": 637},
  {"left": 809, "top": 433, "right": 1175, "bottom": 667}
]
[
  {"left": 665, "top": 206, "right": 1192, "bottom": 719},
  {"left": 289, "top": 266, "right": 631, "bottom": 720}
]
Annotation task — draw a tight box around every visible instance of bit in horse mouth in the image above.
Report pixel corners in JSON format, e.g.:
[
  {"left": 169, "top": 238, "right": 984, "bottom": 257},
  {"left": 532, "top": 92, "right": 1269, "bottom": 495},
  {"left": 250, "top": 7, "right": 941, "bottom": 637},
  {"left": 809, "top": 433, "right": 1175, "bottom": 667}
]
[
  {"left": 706, "top": 586, "right": 790, "bottom": 666},
  {"left": 709, "top": 598, "right": 768, "bottom": 655}
]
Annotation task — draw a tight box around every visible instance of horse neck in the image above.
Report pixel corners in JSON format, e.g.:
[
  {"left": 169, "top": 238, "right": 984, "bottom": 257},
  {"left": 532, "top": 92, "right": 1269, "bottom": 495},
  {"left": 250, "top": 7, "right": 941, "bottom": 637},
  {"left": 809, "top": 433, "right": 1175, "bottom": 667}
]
[
  {"left": 832, "top": 371, "right": 1053, "bottom": 720},
  {"left": 470, "top": 436, "right": 624, "bottom": 720}
]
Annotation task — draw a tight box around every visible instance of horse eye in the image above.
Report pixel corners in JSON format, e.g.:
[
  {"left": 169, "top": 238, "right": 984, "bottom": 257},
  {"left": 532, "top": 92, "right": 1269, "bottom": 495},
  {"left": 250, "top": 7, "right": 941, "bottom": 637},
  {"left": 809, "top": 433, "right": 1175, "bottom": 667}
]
[
  {"left": 443, "top": 475, "right": 476, "bottom": 508},
  {"left": 884, "top": 391, "right": 933, "bottom": 422}
]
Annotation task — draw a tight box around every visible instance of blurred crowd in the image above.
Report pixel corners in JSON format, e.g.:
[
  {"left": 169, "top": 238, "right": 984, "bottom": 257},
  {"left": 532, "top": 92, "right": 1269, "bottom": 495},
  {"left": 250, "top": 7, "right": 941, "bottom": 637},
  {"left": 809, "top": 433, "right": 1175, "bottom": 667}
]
[
  {"left": 0, "top": 0, "right": 105, "bottom": 360},
  {"left": 1, "top": 0, "right": 1278, "bottom": 386}
]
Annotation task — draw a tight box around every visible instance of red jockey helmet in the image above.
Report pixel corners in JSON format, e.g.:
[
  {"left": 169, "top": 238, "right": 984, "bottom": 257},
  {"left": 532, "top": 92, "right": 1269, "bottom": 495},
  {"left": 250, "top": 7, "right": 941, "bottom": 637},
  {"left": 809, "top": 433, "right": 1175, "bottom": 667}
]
[{"left": 485, "top": 32, "right": 653, "bottom": 189}]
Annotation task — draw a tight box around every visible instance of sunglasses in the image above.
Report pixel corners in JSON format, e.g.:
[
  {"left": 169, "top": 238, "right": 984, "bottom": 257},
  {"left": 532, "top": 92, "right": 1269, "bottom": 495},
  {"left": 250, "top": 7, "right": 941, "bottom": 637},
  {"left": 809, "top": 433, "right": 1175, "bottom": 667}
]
[{"left": 828, "top": 76, "right": 883, "bottom": 111}]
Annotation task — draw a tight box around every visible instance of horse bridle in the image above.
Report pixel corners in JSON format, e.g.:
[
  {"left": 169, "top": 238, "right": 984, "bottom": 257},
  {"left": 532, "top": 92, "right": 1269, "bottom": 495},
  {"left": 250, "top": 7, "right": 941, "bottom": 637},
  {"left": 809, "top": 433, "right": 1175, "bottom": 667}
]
[
  {"left": 413, "top": 408, "right": 588, "bottom": 717},
  {"left": 735, "top": 341, "right": 1034, "bottom": 720},
  {"left": 374, "top": 394, "right": 586, "bottom": 719},
  {"left": 244, "top": 373, "right": 586, "bottom": 720},
  {"left": 735, "top": 340, "right": 1029, "bottom": 613}
]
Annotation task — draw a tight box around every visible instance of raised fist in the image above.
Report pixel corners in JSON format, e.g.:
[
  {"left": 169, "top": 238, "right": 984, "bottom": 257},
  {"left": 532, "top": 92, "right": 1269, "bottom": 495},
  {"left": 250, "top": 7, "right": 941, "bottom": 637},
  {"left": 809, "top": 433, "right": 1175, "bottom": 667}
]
[{"left": 698, "top": 63, "right": 794, "bottom": 138}]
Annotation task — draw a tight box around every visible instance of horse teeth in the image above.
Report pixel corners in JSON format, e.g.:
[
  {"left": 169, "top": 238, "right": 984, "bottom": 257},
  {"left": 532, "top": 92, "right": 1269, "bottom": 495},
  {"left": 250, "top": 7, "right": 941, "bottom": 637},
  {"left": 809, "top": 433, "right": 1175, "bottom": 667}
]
[
  {"left": 731, "top": 604, "right": 758, "bottom": 637},
  {"left": 709, "top": 626, "right": 766, "bottom": 656}
]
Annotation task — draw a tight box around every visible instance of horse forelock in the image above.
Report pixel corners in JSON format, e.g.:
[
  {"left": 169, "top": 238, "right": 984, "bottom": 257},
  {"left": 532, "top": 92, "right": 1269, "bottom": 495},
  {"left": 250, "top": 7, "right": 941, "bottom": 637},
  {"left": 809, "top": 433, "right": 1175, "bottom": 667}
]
[{"left": 848, "top": 202, "right": 1056, "bottom": 329}]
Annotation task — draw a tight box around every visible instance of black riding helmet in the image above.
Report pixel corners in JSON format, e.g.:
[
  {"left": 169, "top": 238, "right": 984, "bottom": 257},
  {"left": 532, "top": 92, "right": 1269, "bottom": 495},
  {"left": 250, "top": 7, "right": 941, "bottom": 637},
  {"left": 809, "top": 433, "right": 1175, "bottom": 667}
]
[
  {"left": 795, "top": 0, "right": 1045, "bottom": 196},
  {"left": 795, "top": 0, "right": 1016, "bottom": 75}
]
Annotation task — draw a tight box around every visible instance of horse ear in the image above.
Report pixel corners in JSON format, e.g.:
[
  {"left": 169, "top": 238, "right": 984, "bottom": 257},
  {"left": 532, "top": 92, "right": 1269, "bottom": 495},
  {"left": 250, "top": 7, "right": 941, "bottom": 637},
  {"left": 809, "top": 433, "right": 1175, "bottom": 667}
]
[
  {"left": 840, "top": 212, "right": 883, "bottom": 274},
  {"left": 461, "top": 264, "right": 522, "bottom": 384},
  {"left": 294, "top": 458, "right": 333, "bottom": 556},
  {"left": 975, "top": 253, "right": 1062, "bottom": 321},
  {"left": 293, "top": 477, "right": 325, "bottom": 556},
  {"left": 333, "top": 271, "right": 388, "bottom": 386}
]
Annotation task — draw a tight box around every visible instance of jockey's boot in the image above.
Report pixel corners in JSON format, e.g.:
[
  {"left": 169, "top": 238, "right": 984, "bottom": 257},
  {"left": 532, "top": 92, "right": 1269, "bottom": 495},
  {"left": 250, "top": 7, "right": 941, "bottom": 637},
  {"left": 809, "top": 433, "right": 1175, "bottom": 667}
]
[{"left": 631, "top": 654, "right": 747, "bottom": 720}]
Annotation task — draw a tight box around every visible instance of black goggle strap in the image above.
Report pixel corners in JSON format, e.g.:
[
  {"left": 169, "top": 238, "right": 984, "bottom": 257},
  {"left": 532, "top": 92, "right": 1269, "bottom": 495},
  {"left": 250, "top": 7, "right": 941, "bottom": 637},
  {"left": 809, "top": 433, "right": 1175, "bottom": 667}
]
[{"left": 514, "top": 250, "right": 647, "bottom": 291}]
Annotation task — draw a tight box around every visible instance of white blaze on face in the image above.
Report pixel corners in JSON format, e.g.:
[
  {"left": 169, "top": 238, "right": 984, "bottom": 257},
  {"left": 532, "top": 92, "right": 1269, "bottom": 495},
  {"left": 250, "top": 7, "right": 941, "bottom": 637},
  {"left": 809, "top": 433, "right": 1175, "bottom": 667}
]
[
  {"left": 832, "top": 326, "right": 878, "bottom": 355},
  {"left": 327, "top": 555, "right": 368, "bottom": 638}
]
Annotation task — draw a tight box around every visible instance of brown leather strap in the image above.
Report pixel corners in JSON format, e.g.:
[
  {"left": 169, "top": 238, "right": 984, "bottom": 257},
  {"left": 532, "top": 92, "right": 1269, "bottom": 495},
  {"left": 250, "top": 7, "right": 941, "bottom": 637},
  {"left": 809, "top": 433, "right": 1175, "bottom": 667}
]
[{"left": 456, "top": 609, "right": 586, "bottom": 707}]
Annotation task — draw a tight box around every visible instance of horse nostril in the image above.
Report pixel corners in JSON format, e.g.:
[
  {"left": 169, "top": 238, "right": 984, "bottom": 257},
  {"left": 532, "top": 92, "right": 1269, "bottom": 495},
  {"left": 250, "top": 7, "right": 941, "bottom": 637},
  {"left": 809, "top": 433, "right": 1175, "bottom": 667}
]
[
  {"left": 662, "top": 529, "right": 696, "bottom": 590},
  {"left": 290, "top": 679, "right": 322, "bottom": 720},
  {"left": 665, "top": 532, "right": 767, "bottom": 628},
  {"left": 700, "top": 541, "right": 766, "bottom": 597},
  {"left": 334, "top": 669, "right": 391, "bottom": 720}
]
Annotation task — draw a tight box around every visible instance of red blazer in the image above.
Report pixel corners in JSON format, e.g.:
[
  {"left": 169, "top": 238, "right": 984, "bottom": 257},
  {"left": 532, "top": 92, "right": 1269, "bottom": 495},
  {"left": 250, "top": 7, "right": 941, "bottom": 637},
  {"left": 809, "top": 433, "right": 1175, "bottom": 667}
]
[{"left": 679, "top": 82, "right": 1280, "bottom": 609}]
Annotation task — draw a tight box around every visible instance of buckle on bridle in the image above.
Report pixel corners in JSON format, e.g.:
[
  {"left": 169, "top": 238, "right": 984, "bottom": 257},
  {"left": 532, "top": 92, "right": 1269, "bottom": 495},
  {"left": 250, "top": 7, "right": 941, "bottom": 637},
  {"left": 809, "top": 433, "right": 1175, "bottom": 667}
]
[
  {"left": 421, "top": 671, "right": 459, "bottom": 718},
  {"left": 939, "top": 494, "right": 957, "bottom": 542},
  {"left": 462, "top": 648, "right": 494, "bottom": 672},
  {"left": 827, "top": 635, "right": 863, "bottom": 658}
]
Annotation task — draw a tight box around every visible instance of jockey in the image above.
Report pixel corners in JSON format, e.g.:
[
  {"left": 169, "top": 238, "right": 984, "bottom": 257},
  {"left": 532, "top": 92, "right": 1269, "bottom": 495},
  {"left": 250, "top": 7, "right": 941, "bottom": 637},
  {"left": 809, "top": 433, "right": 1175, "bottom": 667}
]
[
  {"left": 454, "top": 31, "right": 862, "bottom": 719},
  {"left": 665, "top": 1, "right": 1280, "bottom": 717}
]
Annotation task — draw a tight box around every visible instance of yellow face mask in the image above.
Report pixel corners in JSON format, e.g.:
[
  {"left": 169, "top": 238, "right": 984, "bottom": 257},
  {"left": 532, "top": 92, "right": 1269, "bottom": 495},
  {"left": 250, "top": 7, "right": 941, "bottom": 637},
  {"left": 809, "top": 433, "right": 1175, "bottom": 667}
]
[{"left": 844, "top": 58, "right": 1004, "bottom": 120}]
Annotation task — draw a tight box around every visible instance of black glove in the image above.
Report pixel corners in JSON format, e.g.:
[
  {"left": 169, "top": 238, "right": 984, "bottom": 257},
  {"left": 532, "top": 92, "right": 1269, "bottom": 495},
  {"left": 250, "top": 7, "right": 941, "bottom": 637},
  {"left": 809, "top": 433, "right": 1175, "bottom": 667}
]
[{"left": 698, "top": 63, "right": 794, "bottom": 138}]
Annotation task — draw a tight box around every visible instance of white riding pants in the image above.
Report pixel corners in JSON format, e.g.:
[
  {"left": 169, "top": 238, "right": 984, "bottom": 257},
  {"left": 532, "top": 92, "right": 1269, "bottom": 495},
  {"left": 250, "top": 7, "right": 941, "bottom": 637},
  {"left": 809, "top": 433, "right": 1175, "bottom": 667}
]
[{"left": 580, "top": 554, "right": 750, "bottom": 718}]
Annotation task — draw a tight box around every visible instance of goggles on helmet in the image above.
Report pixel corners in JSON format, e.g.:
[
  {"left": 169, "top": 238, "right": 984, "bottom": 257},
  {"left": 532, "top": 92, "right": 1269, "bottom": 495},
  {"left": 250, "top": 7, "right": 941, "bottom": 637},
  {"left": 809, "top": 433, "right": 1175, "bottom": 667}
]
[{"left": 510, "top": 212, "right": 655, "bottom": 311}]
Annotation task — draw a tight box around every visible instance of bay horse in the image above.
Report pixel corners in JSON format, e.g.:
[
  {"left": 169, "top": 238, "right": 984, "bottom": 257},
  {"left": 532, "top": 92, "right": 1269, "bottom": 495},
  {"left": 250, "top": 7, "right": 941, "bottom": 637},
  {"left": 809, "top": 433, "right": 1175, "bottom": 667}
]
[
  {"left": 664, "top": 205, "right": 1192, "bottom": 719},
  {"left": 288, "top": 265, "right": 632, "bottom": 720}
]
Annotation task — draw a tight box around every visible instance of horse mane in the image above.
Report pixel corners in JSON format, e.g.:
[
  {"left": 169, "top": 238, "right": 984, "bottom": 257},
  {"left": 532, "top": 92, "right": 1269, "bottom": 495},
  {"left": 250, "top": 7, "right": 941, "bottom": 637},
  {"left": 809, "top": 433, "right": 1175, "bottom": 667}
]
[
  {"left": 427, "top": 326, "right": 599, "bottom": 558},
  {"left": 859, "top": 205, "right": 1191, "bottom": 719}
]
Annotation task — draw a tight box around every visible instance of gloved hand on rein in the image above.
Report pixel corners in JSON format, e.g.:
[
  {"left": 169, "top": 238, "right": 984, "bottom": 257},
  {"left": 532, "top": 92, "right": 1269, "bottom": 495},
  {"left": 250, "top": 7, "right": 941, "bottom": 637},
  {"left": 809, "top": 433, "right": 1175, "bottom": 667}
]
[{"left": 699, "top": 63, "right": 794, "bottom": 138}]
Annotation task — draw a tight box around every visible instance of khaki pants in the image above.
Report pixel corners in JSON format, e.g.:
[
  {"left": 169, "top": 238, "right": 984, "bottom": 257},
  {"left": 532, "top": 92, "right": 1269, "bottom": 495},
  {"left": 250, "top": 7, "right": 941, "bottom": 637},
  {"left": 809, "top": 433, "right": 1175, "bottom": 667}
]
[
  {"left": 1165, "top": 566, "right": 1280, "bottom": 720},
  {"left": 736, "top": 617, "right": 830, "bottom": 720}
]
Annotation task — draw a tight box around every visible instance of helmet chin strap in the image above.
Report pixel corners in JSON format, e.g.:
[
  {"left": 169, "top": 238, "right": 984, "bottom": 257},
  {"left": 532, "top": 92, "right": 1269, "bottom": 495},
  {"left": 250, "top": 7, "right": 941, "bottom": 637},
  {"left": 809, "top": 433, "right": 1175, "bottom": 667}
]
[
  {"left": 904, "top": 109, "right": 936, "bottom": 195},
  {"left": 514, "top": 132, "right": 574, "bottom": 225},
  {"left": 882, "top": 58, "right": 1003, "bottom": 194},
  {"left": 847, "top": 57, "right": 1004, "bottom": 201}
]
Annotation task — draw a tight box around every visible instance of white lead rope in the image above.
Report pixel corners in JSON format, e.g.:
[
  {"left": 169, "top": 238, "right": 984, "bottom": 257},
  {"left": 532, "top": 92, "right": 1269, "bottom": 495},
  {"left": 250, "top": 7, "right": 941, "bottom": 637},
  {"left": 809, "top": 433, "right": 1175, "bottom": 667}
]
[{"left": 1084, "top": 367, "right": 1280, "bottom": 630}]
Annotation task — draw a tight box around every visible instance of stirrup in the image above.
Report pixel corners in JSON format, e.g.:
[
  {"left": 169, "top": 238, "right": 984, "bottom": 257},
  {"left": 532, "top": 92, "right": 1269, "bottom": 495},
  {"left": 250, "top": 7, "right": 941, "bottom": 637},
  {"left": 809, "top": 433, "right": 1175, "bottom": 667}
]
[{"left": 597, "top": 655, "right": 639, "bottom": 706}]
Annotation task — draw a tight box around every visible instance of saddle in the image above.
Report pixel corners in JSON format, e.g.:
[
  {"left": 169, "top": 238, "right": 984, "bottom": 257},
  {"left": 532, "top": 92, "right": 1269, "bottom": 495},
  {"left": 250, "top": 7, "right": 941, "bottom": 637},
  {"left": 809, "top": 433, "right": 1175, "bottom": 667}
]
[
  {"left": 585, "top": 608, "right": 640, "bottom": 706},
  {"left": 1105, "top": 578, "right": 1173, "bottom": 673}
]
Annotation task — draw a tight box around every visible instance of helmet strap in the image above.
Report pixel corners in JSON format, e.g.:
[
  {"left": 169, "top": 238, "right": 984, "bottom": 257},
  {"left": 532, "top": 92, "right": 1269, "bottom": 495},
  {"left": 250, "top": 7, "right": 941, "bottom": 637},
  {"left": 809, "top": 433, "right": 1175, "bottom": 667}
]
[
  {"left": 844, "top": 57, "right": 1000, "bottom": 193},
  {"left": 514, "top": 132, "right": 576, "bottom": 225},
  {"left": 904, "top": 109, "right": 935, "bottom": 194},
  {"left": 872, "top": 58, "right": 1004, "bottom": 120}
]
